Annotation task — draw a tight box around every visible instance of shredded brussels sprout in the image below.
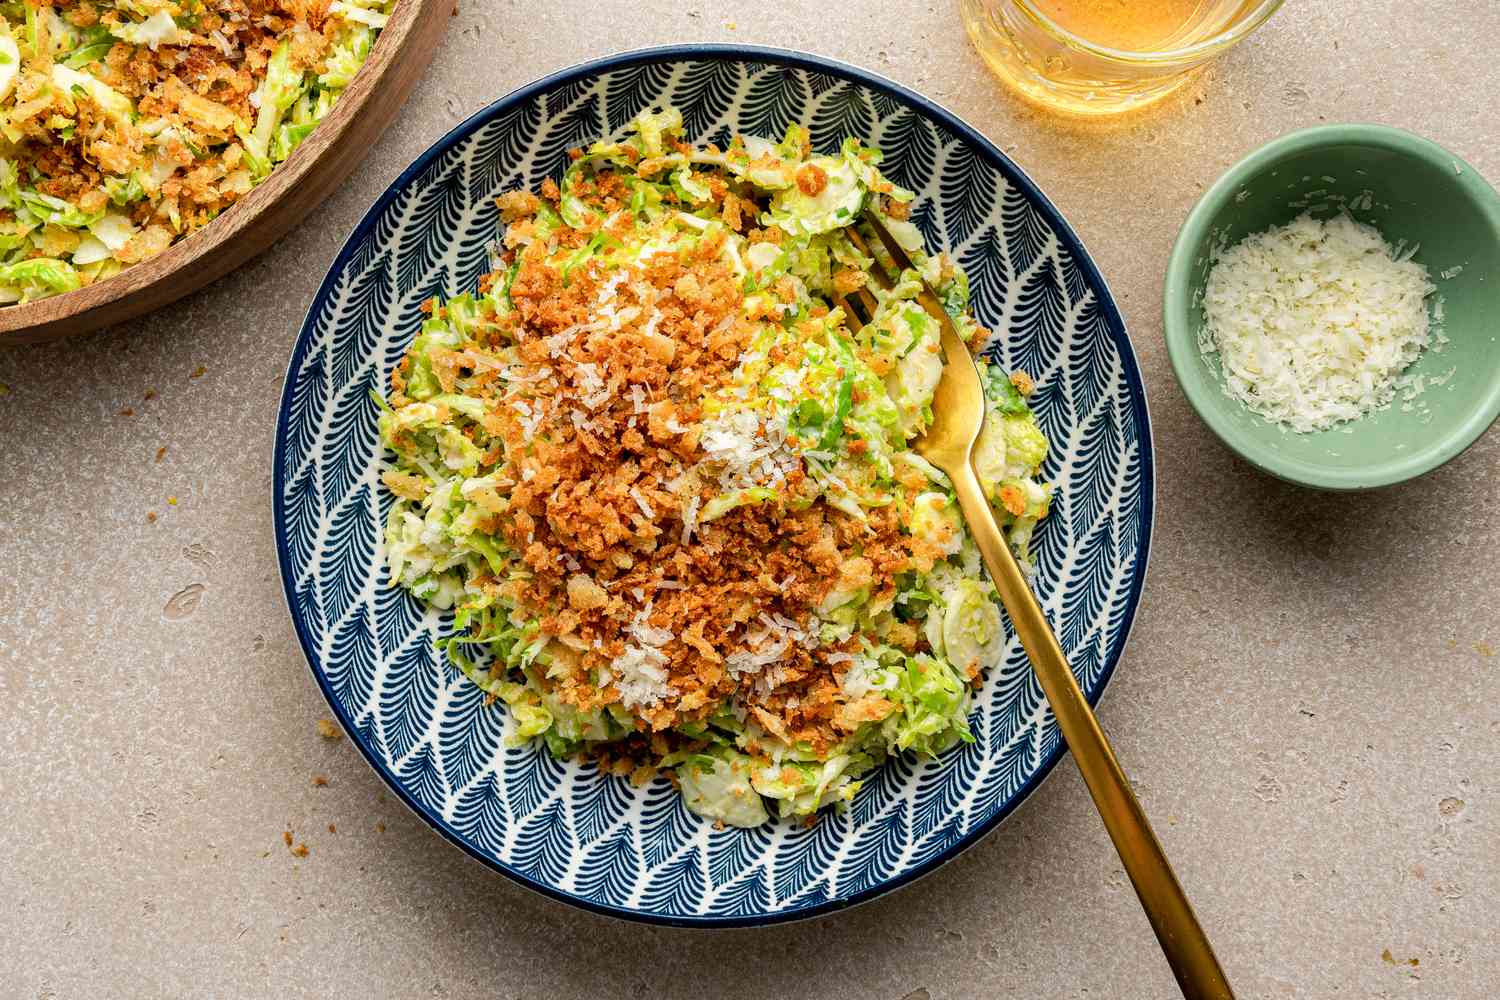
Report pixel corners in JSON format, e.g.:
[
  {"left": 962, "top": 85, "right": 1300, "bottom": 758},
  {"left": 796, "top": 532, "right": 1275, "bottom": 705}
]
[{"left": 378, "top": 107, "right": 1055, "bottom": 826}]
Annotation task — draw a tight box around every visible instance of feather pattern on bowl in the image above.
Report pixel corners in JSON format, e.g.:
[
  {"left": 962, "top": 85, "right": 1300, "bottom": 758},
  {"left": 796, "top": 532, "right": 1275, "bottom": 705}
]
[{"left": 273, "top": 45, "right": 1154, "bottom": 925}]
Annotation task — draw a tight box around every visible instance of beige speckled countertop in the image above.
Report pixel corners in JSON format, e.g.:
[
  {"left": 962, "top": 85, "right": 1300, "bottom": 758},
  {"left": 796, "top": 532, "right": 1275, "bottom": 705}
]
[{"left": 3, "top": 2, "right": 1498, "bottom": 997}]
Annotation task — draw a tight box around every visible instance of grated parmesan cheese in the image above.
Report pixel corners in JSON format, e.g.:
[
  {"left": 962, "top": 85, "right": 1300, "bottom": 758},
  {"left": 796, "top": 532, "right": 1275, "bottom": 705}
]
[
  {"left": 1199, "top": 212, "right": 1437, "bottom": 433},
  {"left": 698, "top": 406, "right": 801, "bottom": 492},
  {"left": 600, "top": 603, "right": 676, "bottom": 709},
  {"left": 680, "top": 495, "right": 701, "bottom": 543},
  {"left": 603, "top": 644, "right": 673, "bottom": 709},
  {"left": 629, "top": 486, "right": 656, "bottom": 520}
]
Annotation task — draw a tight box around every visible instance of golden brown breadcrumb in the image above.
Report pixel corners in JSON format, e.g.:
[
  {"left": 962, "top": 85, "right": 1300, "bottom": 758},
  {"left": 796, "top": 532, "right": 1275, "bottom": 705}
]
[{"left": 422, "top": 163, "right": 955, "bottom": 757}]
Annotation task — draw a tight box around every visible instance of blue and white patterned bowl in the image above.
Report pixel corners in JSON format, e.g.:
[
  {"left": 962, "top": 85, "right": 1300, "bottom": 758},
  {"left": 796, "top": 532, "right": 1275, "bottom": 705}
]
[{"left": 273, "top": 45, "right": 1154, "bottom": 926}]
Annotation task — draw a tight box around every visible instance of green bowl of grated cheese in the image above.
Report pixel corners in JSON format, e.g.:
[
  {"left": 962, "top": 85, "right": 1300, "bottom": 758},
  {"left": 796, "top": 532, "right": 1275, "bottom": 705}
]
[{"left": 1164, "top": 124, "right": 1500, "bottom": 489}]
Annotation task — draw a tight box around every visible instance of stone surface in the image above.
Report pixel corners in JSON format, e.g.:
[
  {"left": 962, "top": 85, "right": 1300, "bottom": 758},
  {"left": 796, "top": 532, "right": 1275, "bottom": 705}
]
[{"left": 2, "top": 2, "right": 1497, "bottom": 997}]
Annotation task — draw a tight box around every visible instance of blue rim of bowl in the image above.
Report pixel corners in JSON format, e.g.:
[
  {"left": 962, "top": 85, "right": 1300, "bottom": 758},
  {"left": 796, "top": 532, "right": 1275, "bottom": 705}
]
[
  {"left": 272, "top": 43, "right": 1156, "bottom": 927},
  {"left": 1163, "top": 122, "right": 1500, "bottom": 490}
]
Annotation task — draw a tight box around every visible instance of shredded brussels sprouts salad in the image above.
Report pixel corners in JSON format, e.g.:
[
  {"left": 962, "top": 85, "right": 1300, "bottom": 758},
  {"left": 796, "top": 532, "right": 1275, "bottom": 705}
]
[
  {"left": 377, "top": 107, "right": 1054, "bottom": 827},
  {"left": 0, "top": 0, "right": 390, "bottom": 303}
]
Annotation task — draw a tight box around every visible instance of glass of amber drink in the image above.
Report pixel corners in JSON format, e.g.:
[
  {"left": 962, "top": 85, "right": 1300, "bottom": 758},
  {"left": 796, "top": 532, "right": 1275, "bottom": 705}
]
[{"left": 960, "top": 0, "right": 1285, "bottom": 116}]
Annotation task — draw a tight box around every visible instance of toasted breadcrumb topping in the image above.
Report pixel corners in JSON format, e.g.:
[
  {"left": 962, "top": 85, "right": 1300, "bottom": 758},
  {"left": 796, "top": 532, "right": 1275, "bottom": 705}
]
[
  {"left": 385, "top": 181, "right": 961, "bottom": 757},
  {"left": 376, "top": 109, "right": 1056, "bottom": 823}
]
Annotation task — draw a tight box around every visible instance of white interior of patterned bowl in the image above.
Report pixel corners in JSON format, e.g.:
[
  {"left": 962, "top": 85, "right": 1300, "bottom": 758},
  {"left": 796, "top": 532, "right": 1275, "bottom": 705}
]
[{"left": 274, "top": 46, "right": 1153, "bottom": 925}]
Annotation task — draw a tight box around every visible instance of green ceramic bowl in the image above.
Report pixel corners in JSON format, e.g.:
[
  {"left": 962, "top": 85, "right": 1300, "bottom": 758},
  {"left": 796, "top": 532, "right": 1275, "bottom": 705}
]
[{"left": 1164, "top": 124, "right": 1500, "bottom": 489}]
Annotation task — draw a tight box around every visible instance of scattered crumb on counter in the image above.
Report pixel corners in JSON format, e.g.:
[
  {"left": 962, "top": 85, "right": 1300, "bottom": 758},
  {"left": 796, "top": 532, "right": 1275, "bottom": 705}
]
[
  {"left": 282, "top": 831, "right": 293, "bottom": 848},
  {"left": 316, "top": 719, "right": 342, "bottom": 740},
  {"left": 155, "top": 447, "right": 167, "bottom": 463},
  {"left": 376, "top": 822, "right": 385, "bottom": 833},
  {"left": 327, "top": 823, "right": 337, "bottom": 834},
  {"left": 144, "top": 389, "right": 158, "bottom": 401},
  {"left": 120, "top": 407, "right": 135, "bottom": 417},
  {"left": 190, "top": 366, "right": 207, "bottom": 379},
  {"left": 290, "top": 843, "right": 309, "bottom": 858},
  {"left": 312, "top": 775, "right": 329, "bottom": 787},
  {"left": 146, "top": 512, "right": 158, "bottom": 524},
  {"left": 1478, "top": 641, "right": 1495, "bottom": 657}
]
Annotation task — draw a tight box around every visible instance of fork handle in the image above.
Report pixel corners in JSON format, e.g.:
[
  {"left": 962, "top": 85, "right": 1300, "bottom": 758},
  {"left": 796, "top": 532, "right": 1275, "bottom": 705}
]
[{"left": 947, "top": 465, "right": 1235, "bottom": 1000}]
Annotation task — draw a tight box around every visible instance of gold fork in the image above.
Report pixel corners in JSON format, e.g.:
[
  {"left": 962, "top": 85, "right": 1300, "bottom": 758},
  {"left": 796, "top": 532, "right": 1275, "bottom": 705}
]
[{"left": 838, "top": 216, "right": 1234, "bottom": 1000}]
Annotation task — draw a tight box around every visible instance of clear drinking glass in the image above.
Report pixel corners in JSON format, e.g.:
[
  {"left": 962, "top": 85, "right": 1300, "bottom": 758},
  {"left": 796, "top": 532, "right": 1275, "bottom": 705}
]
[{"left": 960, "top": 0, "right": 1285, "bottom": 117}]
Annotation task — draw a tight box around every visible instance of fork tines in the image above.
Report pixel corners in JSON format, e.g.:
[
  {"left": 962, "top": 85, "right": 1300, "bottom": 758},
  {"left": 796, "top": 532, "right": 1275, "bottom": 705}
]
[
  {"left": 862, "top": 212, "right": 918, "bottom": 275},
  {"left": 835, "top": 214, "right": 925, "bottom": 330},
  {"left": 836, "top": 222, "right": 890, "bottom": 328}
]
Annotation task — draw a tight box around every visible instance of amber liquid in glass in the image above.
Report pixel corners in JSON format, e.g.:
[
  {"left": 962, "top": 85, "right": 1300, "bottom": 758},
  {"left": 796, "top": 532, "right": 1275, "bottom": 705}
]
[
  {"left": 962, "top": 0, "right": 1273, "bottom": 115},
  {"left": 1031, "top": 0, "right": 1226, "bottom": 50}
]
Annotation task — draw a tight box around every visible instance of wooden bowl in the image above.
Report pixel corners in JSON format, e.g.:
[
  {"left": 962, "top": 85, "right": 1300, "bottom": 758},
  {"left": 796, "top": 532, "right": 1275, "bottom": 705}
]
[{"left": 0, "top": 0, "right": 451, "bottom": 345}]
